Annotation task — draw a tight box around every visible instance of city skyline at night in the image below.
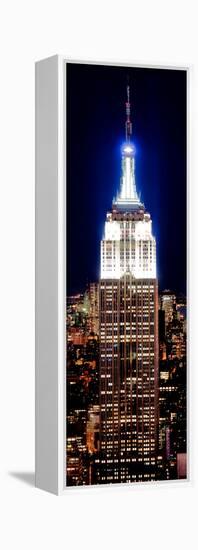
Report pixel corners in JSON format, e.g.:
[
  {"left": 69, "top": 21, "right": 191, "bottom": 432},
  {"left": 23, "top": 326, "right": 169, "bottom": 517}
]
[{"left": 66, "top": 63, "right": 187, "bottom": 486}]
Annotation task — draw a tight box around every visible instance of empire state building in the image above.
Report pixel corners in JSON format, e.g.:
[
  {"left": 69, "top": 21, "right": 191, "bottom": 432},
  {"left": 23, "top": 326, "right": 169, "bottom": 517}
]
[{"left": 99, "top": 87, "right": 159, "bottom": 484}]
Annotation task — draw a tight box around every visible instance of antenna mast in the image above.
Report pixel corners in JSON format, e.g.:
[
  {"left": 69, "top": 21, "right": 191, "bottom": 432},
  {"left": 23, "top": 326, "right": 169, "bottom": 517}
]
[{"left": 125, "top": 84, "right": 132, "bottom": 142}]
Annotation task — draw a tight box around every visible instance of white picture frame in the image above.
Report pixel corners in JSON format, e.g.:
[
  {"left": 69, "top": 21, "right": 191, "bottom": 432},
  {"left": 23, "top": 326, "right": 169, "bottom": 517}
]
[
  {"left": 35, "top": 55, "right": 190, "bottom": 495},
  {"left": 35, "top": 55, "right": 65, "bottom": 494}
]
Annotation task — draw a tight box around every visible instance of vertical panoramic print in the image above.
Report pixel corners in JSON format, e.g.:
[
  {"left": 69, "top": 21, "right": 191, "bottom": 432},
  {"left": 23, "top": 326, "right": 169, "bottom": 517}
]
[{"left": 66, "top": 63, "right": 187, "bottom": 486}]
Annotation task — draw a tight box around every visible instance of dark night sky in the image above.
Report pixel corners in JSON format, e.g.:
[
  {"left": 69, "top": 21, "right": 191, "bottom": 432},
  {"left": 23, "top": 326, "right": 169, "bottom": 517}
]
[{"left": 67, "top": 63, "right": 186, "bottom": 296}]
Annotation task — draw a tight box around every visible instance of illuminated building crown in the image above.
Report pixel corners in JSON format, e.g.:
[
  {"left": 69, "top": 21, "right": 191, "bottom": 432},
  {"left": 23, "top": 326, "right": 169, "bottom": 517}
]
[
  {"left": 114, "top": 85, "right": 143, "bottom": 211},
  {"left": 100, "top": 84, "right": 157, "bottom": 281}
]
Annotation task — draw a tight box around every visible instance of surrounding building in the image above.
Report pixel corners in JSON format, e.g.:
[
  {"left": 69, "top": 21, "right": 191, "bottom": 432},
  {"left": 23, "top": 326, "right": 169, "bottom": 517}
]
[
  {"left": 158, "top": 293, "right": 187, "bottom": 480},
  {"left": 160, "top": 290, "right": 176, "bottom": 334},
  {"left": 66, "top": 294, "right": 99, "bottom": 486},
  {"left": 98, "top": 87, "right": 159, "bottom": 484},
  {"left": 87, "top": 282, "right": 99, "bottom": 335}
]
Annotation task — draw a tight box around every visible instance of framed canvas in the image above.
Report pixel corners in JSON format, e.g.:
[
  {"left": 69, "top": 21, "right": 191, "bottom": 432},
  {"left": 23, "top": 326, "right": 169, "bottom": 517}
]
[{"left": 35, "top": 56, "right": 189, "bottom": 494}]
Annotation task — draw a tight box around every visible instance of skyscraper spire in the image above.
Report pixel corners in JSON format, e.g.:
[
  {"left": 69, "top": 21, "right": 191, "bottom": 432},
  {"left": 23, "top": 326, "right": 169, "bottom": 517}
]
[
  {"left": 113, "top": 83, "right": 143, "bottom": 209},
  {"left": 125, "top": 84, "right": 132, "bottom": 142}
]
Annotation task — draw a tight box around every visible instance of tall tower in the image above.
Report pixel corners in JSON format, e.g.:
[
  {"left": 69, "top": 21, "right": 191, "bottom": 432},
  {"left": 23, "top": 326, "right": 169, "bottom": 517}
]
[{"left": 99, "top": 86, "right": 159, "bottom": 484}]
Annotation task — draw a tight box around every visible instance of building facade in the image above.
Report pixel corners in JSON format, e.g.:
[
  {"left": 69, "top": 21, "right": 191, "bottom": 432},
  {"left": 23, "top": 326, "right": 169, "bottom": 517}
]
[
  {"left": 99, "top": 87, "right": 159, "bottom": 483},
  {"left": 88, "top": 282, "right": 99, "bottom": 335},
  {"left": 160, "top": 290, "right": 176, "bottom": 334},
  {"left": 158, "top": 292, "right": 187, "bottom": 480}
]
